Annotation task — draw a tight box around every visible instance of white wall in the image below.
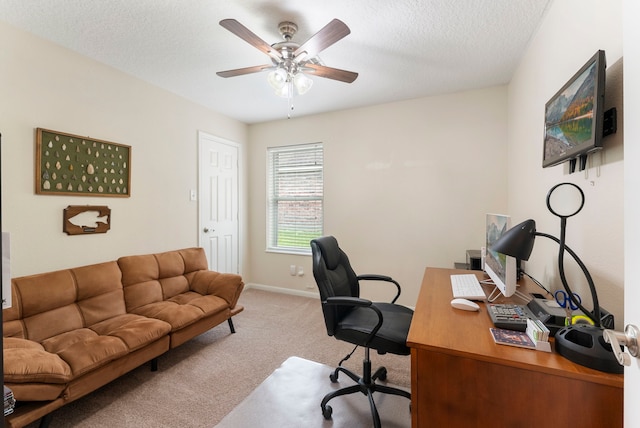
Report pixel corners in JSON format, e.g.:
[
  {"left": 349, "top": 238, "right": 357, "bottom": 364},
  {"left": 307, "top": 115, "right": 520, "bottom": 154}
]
[
  {"left": 507, "top": 0, "right": 623, "bottom": 322},
  {"left": 0, "top": 22, "right": 249, "bottom": 277},
  {"left": 248, "top": 87, "right": 509, "bottom": 306}
]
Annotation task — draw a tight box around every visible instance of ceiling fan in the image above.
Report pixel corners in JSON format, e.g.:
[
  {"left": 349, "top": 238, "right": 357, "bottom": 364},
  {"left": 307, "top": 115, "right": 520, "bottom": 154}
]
[{"left": 216, "top": 18, "right": 358, "bottom": 98}]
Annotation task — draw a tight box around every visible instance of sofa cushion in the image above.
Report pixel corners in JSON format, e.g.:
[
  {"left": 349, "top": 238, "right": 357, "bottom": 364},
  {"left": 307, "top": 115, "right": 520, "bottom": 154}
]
[
  {"left": 118, "top": 253, "right": 159, "bottom": 285},
  {"left": 12, "top": 270, "right": 83, "bottom": 342},
  {"left": 118, "top": 254, "right": 163, "bottom": 312},
  {"left": 169, "top": 291, "right": 229, "bottom": 316},
  {"left": 9, "top": 261, "right": 128, "bottom": 343},
  {"left": 3, "top": 338, "right": 72, "bottom": 384},
  {"left": 42, "top": 329, "right": 129, "bottom": 378},
  {"left": 15, "top": 270, "right": 77, "bottom": 317},
  {"left": 74, "top": 261, "right": 127, "bottom": 325},
  {"left": 131, "top": 301, "right": 205, "bottom": 331},
  {"left": 159, "top": 275, "right": 190, "bottom": 300},
  {"left": 90, "top": 314, "right": 171, "bottom": 351},
  {"left": 24, "top": 305, "right": 84, "bottom": 344},
  {"left": 178, "top": 247, "right": 209, "bottom": 272}
]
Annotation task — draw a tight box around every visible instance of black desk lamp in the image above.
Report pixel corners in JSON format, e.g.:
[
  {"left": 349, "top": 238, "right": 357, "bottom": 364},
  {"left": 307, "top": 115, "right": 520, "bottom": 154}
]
[{"left": 491, "top": 183, "right": 622, "bottom": 374}]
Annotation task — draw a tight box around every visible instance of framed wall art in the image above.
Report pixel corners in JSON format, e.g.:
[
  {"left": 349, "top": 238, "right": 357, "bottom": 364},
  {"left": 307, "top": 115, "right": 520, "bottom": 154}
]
[
  {"left": 36, "top": 128, "right": 131, "bottom": 197},
  {"left": 63, "top": 205, "right": 111, "bottom": 235}
]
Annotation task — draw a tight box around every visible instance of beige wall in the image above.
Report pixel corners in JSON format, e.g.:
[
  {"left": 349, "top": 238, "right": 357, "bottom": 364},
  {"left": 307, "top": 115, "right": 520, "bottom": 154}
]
[
  {"left": 507, "top": 0, "right": 624, "bottom": 322},
  {"left": 248, "top": 87, "right": 509, "bottom": 306},
  {"left": 0, "top": 22, "right": 249, "bottom": 276}
]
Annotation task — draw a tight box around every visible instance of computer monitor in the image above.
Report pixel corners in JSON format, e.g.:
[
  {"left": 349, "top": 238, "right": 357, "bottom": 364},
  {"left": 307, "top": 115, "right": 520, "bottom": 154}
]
[{"left": 484, "top": 213, "right": 517, "bottom": 298}]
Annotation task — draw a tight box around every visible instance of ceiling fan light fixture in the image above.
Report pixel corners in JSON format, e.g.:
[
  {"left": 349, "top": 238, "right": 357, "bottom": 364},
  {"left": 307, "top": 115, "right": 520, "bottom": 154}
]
[
  {"left": 267, "top": 68, "right": 287, "bottom": 90},
  {"left": 274, "top": 81, "right": 292, "bottom": 98},
  {"left": 218, "top": 18, "right": 357, "bottom": 116},
  {"left": 293, "top": 72, "right": 313, "bottom": 95}
]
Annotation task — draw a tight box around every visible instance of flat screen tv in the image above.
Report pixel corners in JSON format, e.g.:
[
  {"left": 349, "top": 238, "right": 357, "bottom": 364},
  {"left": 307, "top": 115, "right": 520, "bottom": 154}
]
[
  {"left": 484, "top": 213, "right": 517, "bottom": 298},
  {"left": 543, "top": 50, "right": 606, "bottom": 168}
]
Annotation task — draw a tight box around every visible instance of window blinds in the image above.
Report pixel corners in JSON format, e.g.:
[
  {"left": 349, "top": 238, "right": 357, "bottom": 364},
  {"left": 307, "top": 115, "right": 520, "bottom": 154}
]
[{"left": 267, "top": 143, "right": 323, "bottom": 253}]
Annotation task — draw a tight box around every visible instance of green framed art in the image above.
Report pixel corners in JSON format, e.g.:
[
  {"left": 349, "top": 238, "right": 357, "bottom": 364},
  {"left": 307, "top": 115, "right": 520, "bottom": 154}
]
[{"left": 36, "top": 128, "right": 131, "bottom": 197}]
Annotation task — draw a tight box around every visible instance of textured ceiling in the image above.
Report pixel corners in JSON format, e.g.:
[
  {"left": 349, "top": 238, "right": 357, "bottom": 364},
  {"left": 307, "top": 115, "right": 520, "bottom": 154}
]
[{"left": 0, "top": 0, "right": 552, "bottom": 124}]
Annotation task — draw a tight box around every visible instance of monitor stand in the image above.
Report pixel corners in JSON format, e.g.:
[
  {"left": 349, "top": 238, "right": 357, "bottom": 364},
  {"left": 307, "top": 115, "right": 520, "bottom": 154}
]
[{"left": 486, "top": 285, "right": 530, "bottom": 303}]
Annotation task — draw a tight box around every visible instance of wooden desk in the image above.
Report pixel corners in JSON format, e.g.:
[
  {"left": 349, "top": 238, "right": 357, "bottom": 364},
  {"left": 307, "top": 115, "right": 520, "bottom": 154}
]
[{"left": 407, "top": 267, "right": 623, "bottom": 428}]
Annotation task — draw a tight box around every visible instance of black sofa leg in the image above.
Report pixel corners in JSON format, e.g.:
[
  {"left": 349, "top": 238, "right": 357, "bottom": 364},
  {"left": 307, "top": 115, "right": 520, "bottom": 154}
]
[
  {"left": 228, "top": 317, "right": 236, "bottom": 334},
  {"left": 39, "top": 413, "right": 53, "bottom": 428},
  {"left": 150, "top": 357, "right": 158, "bottom": 372}
]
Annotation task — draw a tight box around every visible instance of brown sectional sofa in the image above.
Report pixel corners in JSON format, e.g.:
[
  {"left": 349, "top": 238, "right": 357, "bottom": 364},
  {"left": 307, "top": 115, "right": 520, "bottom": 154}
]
[{"left": 2, "top": 247, "right": 244, "bottom": 428}]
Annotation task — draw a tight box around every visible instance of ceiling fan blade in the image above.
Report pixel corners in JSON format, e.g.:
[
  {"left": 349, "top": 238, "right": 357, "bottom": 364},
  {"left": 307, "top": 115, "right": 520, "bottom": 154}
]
[
  {"left": 293, "top": 19, "right": 351, "bottom": 61},
  {"left": 219, "top": 19, "right": 282, "bottom": 61},
  {"left": 303, "top": 64, "right": 358, "bottom": 83},
  {"left": 216, "top": 65, "right": 273, "bottom": 78}
]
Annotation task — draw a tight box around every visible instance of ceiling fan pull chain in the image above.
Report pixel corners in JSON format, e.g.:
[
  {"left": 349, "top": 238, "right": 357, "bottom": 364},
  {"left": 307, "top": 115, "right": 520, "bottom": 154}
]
[{"left": 287, "top": 81, "right": 294, "bottom": 119}]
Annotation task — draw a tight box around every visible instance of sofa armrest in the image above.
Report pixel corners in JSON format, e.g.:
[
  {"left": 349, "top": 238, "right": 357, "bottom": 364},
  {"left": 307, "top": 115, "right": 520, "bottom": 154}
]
[{"left": 190, "top": 271, "right": 244, "bottom": 308}]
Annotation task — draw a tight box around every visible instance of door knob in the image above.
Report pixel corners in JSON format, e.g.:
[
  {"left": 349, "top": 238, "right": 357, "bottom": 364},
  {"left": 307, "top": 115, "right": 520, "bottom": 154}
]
[
  {"left": 203, "top": 228, "right": 215, "bottom": 233},
  {"left": 603, "top": 324, "right": 640, "bottom": 366}
]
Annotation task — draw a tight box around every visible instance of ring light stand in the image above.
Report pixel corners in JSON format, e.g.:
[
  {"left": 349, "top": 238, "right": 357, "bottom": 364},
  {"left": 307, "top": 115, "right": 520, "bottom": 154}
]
[{"left": 545, "top": 183, "right": 622, "bottom": 374}]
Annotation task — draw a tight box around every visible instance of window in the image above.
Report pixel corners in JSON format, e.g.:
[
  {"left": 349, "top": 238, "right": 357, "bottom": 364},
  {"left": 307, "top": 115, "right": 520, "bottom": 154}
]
[{"left": 267, "top": 143, "right": 323, "bottom": 254}]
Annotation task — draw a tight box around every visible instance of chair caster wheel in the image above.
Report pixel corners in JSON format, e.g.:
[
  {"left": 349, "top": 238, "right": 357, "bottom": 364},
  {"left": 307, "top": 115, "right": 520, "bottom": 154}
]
[
  {"left": 378, "top": 367, "right": 387, "bottom": 381},
  {"left": 322, "top": 405, "right": 333, "bottom": 420},
  {"left": 330, "top": 372, "right": 338, "bottom": 383}
]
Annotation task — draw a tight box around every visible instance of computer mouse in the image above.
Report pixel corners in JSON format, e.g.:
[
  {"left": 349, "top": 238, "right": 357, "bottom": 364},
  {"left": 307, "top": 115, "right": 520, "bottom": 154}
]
[{"left": 450, "top": 298, "right": 480, "bottom": 312}]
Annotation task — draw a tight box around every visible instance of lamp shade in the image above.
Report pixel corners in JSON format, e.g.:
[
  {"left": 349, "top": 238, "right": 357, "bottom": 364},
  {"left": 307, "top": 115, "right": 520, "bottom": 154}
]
[
  {"left": 491, "top": 219, "right": 537, "bottom": 261},
  {"left": 293, "top": 72, "right": 313, "bottom": 95},
  {"left": 274, "top": 82, "right": 291, "bottom": 98},
  {"left": 267, "top": 68, "right": 288, "bottom": 91}
]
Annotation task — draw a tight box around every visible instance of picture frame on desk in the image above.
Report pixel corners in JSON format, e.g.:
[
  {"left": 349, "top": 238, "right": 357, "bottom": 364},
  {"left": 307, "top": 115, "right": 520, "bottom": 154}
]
[{"left": 490, "top": 327, "right": 536, "bottom": 349}]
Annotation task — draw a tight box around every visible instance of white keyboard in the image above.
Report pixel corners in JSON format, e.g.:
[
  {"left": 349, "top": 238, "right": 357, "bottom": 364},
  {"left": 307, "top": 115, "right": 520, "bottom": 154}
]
[{"left": 450, "top": 274, "right": 486, "bottom": 300}]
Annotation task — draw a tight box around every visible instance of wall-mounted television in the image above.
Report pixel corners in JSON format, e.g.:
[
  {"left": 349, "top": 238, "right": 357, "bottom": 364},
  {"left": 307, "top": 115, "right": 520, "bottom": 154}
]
[{"left": 543, "top": 50, "right": 606, "bottom": 169}]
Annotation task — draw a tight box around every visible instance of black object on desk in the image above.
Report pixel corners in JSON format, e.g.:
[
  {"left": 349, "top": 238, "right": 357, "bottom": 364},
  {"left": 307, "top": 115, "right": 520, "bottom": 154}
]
[{"left": 466, "top": 250, "right": 482, "bottom": 270}]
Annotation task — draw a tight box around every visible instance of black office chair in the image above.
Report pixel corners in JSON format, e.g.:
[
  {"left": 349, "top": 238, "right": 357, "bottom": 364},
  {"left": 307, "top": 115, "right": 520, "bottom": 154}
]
[{"left": 310, "top": 236, "right": 413, "bottom": 428}]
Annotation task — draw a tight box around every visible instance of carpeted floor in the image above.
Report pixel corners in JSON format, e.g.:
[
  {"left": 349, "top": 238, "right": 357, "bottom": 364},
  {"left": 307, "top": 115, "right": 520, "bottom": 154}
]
[
  {"left": 216, "top": 356, "right": 410, "bottom": 428},
  {"left": 26, "top": 288, "right": 411, "bottom": 427}
]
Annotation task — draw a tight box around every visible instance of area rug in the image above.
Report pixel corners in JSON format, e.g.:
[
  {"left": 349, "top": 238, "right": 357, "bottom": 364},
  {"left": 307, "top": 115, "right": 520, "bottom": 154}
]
[{"left": 215, "top": 356, "right": 411, "bottom": 428}]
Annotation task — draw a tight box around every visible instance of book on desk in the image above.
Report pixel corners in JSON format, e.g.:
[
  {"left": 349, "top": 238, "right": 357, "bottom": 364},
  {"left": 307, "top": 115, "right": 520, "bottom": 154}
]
[{"left": 490, "top": 318, "right": 551, "bottom": 352}]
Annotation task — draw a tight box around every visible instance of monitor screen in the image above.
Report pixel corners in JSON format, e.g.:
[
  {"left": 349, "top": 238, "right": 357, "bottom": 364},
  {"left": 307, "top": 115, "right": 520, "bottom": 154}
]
[
  {"left": 484, "top": 213, "right": 517, "bottom": 297},
  {"left": 543, "top": 50, "right": 606, "bottom": 168}
]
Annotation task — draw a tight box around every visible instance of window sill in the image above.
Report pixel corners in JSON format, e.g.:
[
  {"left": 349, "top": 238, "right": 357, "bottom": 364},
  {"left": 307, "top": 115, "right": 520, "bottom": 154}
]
[{"left": 266, "top": 248, "right": 311, "bottom": 256}]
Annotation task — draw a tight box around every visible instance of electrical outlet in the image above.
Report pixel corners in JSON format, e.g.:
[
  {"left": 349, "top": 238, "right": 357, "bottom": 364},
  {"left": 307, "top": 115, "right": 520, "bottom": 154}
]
[
  {"left": 297, "top": 266, "right": 304, "bottom": 276},
  {"left": 289, "top": 265, "right": 296, "bottom": 276}
]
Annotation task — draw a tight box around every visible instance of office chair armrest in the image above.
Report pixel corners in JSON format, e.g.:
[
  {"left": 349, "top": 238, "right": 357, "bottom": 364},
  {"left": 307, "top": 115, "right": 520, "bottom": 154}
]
[
  {"left": 356, "top": 275, "right": 401, "bottom": 303},
  {"left": 326, "top": 296, "right": 373, "bottom": 307},
  {"left": 325, "top": 296, "right": 384, "bottom": 345}
]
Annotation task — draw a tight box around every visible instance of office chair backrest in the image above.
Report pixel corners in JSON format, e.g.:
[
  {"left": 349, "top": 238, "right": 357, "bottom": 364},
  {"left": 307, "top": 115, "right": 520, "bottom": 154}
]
[{"left": 311, "top": 236, "right": 360, "bottom": 336}]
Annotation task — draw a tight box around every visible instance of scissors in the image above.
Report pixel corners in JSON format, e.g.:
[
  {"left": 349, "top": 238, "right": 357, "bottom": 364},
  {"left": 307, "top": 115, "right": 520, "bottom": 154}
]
[{"left": 554, "top": 290, "right": 582, "bottom": 326}]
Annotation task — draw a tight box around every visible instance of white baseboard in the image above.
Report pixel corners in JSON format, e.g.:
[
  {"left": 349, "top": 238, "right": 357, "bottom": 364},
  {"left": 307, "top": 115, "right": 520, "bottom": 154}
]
[
  {"left": 244, "top": 283, "right": 415, "bottom": 310},
  {"left": 244, "top": 283, "right": 320, "bottom": 299}
]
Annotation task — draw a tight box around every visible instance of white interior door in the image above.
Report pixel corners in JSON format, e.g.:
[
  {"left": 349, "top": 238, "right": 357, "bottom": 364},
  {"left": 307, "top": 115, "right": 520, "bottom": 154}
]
[
  {"left": 625, "top": 2, "right": 640, "bottom": 425},
  {"left": 198, "top": 132, "right": 239, "bottom": 274}
]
